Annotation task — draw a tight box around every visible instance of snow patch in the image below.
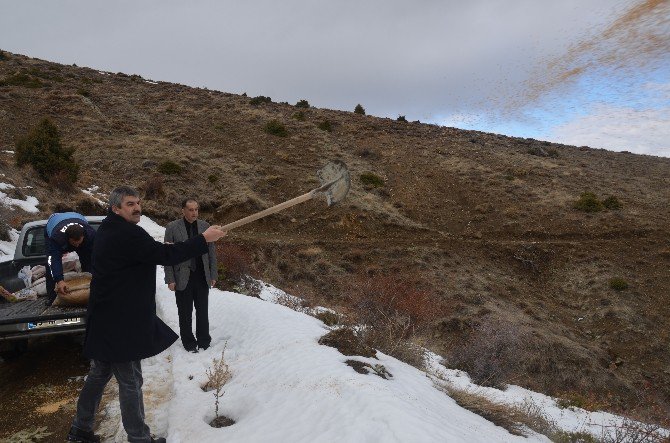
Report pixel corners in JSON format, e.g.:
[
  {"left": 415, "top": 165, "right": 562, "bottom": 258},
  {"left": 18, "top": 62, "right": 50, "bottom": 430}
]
[
  {"left": 0, "top": 188, "right": 39, "bottom": 213},
  {"left": 0, "top": 228, "right": 19, "bottom": 263}
]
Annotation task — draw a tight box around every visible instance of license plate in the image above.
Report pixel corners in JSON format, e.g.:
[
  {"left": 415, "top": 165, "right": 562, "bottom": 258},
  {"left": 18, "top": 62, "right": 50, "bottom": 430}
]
[{"left": 27, "top": 317, "right": 84, "bottom": 330}]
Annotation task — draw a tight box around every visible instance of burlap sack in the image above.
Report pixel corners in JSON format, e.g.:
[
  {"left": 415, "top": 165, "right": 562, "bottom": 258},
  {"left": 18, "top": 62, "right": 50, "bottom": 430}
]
[
  {"left": 53, "top": 272, "right": 92, "bottom": 306},
  {"left": 53, "top": 288, "right": 89, "bottom": 306}
]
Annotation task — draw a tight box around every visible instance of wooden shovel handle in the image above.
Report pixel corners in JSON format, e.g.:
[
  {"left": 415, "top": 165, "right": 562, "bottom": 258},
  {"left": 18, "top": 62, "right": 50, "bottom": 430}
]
[{"left": 218, "top": 190, "right": 316, "bottom": 232}]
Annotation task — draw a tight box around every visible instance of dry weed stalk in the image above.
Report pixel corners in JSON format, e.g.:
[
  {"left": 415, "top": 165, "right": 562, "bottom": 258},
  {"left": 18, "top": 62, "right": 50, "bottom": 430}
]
[{"left": 205, "top": 343, "right": 231, "bottom": 419}]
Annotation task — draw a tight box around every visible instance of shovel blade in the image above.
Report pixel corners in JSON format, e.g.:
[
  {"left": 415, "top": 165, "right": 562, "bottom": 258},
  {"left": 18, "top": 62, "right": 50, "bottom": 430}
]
[{"left": 317, "top": 160, "right": 350, "bottom": 206}]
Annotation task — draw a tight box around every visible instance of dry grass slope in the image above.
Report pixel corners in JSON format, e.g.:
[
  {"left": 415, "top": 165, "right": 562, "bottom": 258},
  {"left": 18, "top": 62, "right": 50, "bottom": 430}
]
[{"left": 1, "top": 50, "right": 669, "bottom": 424}]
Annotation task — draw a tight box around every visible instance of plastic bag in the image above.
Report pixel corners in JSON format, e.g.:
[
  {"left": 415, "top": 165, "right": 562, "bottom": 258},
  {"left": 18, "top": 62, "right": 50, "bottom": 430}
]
[
  {"left": 31, "top": 277, "right": 47, "bottom": 296},
  {"left": 18, "top": 266, "right": 32, "bottom": 288},
  {"left": 30, "top": 265, "right": 46, "bottom": 281},
  {"left": 62, "top": 252, "right": 81, "bottom": 274},
  {"left": 7, "top": 287, "right": 38, "bottom": 302}
]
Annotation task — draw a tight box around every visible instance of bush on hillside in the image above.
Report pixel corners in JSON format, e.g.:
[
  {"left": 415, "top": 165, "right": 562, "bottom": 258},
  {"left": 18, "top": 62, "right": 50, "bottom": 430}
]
[
  {"left": 292, "top": 111, "right": 305, "bottom": 121},
  {"left": 602, "top": 195, "right": 622, "bottom": 210},
  {"left": 295, "top": 99, "right": 309, "bottom": 108},
  {"left": 316, "top": 120, "right": 332, "bottom": 132},
  {"left": 397, "top": 115, "right": 407, "bottom": 122},
  {"left": 354, "top": 104, "right": 366, "bottom": 115},
  {"left": 347, "top": 274, "right": 439, "bottom": 367},
  {"left": 360, "top": 172, "right": 384, "bottom": 188},
  {"left": 208, "top": 174, "right": 219, "bottom": 183},
  {"left": 0, "top": 207, "right": 11, "bottom": 241},
  {"left": 264, "top": 120, "right": 288, "bottom": 137},
  {"left": 49, "top": 170, "right": 77, "bottom": 191},
  {"left": 0, "top": 50, "right": 7, "bottom": 61},
  {"left": 142, "top": 175, "right": 164, "bottom": 200},
  {"left": 27, "top": 67, "right": 64, "bottom": 82},
  {"left": 527, "top": 146, "right": 559, "bottom": 158},
  {"left": 15, "top": 118, "right": 79, "bottom": 186},
  {"left": 444, "top": 317, "right": 525, "bottom": 389},
  {"left": 249, "top": 95, "right": 272, "bottom": 106},
  {"left": 573, "top": 192, "right": 604, "bottom": 212},
  {"left": 157, "top": 160, "right": 182, "bottom": 175},
  {"left": 0, "top": 72, "right": 44, "bottom": 88},
  {"left": 74, "top": 197, "right": 107, "bottom": 216},
  {"left": 609, "top": 278, "right": 629, "bottom": 291},
  {"left": 216, "top": 242, "right": 253, "bottom": 288}
]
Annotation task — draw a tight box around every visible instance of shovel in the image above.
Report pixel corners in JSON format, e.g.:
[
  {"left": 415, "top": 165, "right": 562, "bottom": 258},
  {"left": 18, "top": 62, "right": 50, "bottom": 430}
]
[{"left": 218, "top": 160, "right": 350, "bottom": 232}]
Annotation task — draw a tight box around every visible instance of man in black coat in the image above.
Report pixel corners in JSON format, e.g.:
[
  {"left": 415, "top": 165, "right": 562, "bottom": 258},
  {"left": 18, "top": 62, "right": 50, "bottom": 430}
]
[{"left": 68, "top": 186, "right": 226, "bottom": 443}]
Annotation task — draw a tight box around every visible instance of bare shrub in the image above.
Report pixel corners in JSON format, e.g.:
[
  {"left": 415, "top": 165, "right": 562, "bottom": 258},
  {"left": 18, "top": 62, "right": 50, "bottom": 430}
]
[
  {"left": 0, "top": 206, "right": 12, "bottom": 241},
  {"left": 275, "top": 292, "right": 310, "bottom": 313},
  {"left": 216, "top": 242, "right": 253, "bottom": 287},
  {"left": 315, "top": 310, "right": 339, "bottom": 326},
  {"left": 444, "top": 316, "right": 525, "bottom": 389},
  {"left": 600, "top": 418, "right": 667, "bottom": 443},
  {"left": 141, "top": 175, "right": 164, "bottom": 200},
  {"left": 234, "top": 275, "right": 262, "bottom": 298},
  {"left": 346, "top": 274, "right": 440, "bottom": 367},
  {"left": 435, "top": 382, "right": 604, "bottom": 442},
  {"left": 48, "top": 170, "right": 77, "bottom": 191},
  {"left": 349, "top": 274, "right": 440, "bottom": 330},
  {"left": 443, "top": 387, "right": 526, "bottom": 436},
  {"left": 75, "top": 197, "right": 106, "bottom": 216},
  {"left": 203, "top": 344, "right": 233, "bottom": 428}
]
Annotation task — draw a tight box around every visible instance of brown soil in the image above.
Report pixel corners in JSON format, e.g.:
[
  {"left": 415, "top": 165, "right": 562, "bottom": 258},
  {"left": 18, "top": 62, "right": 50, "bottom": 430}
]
[
  {"left": 210, "top": 415, "right": 235, "bottom": 428},
  {"left": 0, "top": 335, "right": 89, "bottom": 442},
  {"left": 1, "top": 51, "right": 669, "bottom": 424}
]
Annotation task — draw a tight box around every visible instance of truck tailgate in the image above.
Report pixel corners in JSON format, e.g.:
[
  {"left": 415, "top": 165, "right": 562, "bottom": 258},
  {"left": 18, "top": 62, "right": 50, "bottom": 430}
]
[{"left": 0, "top": 296, "right": 87, "bottom": 339}]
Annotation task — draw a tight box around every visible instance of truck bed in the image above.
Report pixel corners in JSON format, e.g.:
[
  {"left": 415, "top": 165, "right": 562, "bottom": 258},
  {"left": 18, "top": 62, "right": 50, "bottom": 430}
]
[
  {"left": 0, "top": 296, "right": 87, "bottom": 326},
  {"left": 0, "top": 295, "right": 87, "bottom": 342},
  {"left": 0, "top": 216, "right": 103, "bottom": 343}
]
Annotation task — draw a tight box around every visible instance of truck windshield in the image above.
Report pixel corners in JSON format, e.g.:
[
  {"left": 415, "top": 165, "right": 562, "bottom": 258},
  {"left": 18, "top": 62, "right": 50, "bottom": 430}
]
[{"left": 22, "top": 227, "right": 46, "bottom": 257}]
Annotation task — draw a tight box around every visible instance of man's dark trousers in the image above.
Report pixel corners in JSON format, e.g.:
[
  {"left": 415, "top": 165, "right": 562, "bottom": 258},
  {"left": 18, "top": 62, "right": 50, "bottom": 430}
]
[
  {"left": 175, "top": 268, "right": 210, "bottom": 350},
  {"left": 72, "top": 360, "right": 151, "bottom": 442}
]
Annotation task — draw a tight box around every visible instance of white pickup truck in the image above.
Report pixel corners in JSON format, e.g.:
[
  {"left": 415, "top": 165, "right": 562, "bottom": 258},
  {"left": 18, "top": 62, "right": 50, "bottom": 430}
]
[{"left": 0, "top": 216, "right": 104, "bottom": 358}]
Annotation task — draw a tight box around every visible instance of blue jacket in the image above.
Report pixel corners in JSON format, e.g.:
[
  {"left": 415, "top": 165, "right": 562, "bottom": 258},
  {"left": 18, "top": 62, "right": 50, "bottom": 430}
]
[{"left": 45, "top": 212, "right": 96, "bottom": 282}]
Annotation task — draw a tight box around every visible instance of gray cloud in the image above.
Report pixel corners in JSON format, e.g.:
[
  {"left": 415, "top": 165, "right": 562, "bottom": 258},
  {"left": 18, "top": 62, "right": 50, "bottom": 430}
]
[{"left": 2, "top": 0, "right": 667, "bottom": 155}]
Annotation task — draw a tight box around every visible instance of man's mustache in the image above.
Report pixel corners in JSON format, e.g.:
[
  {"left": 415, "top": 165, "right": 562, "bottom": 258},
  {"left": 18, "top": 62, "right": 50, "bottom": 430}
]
[{"left": 132, "top": 211, "right": 141, "bottom": 215}]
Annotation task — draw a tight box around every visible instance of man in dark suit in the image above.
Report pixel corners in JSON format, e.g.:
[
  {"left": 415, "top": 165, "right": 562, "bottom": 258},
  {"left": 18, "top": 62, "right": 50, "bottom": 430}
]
[
  {"left": 164, "top": 198, "right": 218, "bottom": 352},
  {"left": 68, "top": 186, "right": 226, "bottom": 443}
]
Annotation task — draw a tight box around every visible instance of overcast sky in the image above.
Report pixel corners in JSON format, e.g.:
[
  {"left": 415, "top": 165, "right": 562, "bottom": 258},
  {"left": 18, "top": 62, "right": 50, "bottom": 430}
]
[{"left": 1, "top": 0, "right": 668, "bottom": 157}]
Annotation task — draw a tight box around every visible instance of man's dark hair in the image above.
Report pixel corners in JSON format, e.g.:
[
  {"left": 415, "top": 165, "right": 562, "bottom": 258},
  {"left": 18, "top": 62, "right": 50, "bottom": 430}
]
[
  {"left": 181, "top": 198, "right": 198, "bottom": 208},
  {"left": 109, "top": 186, "right": 139, "bottom": 208},
  {"left": 65, "top": 224, "right": 85, "bottom": 240}
]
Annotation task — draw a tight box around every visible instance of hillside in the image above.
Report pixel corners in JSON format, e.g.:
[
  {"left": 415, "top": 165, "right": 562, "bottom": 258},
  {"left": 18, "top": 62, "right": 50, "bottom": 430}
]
[{"left": 1, "top": 50, "right": 669, "bottom": 424}]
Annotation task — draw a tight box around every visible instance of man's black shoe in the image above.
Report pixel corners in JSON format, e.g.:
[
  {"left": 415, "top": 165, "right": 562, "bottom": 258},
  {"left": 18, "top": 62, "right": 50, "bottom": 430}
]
[
  {"left": 198, "top": 344, "right": 210, "bottom": 351},
  {"left": 151, "top": 437, "right": 166, "bottom": 443},
  {"left": 67, "top": 426, "right": 100, "bottom": 443},
  {"left": 185, "top": 347, "right": 198, "bottom": 353}
]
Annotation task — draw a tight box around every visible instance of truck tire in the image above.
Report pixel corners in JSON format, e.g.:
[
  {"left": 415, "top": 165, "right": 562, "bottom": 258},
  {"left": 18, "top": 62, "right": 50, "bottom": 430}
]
[{"left": 0, "top": 339, "right": 28, "bottom": 361}]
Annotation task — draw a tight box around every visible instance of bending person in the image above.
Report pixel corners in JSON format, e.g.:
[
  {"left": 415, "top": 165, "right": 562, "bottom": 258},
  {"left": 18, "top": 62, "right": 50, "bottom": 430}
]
[{"left": 45, "top": 212, "right": 96, "bottom": 305}]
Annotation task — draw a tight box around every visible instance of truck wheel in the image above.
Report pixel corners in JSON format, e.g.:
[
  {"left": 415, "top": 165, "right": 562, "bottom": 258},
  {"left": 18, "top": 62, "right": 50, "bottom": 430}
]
[{"left": 0, "top": 340, "right": 28, "bottom": 361}]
